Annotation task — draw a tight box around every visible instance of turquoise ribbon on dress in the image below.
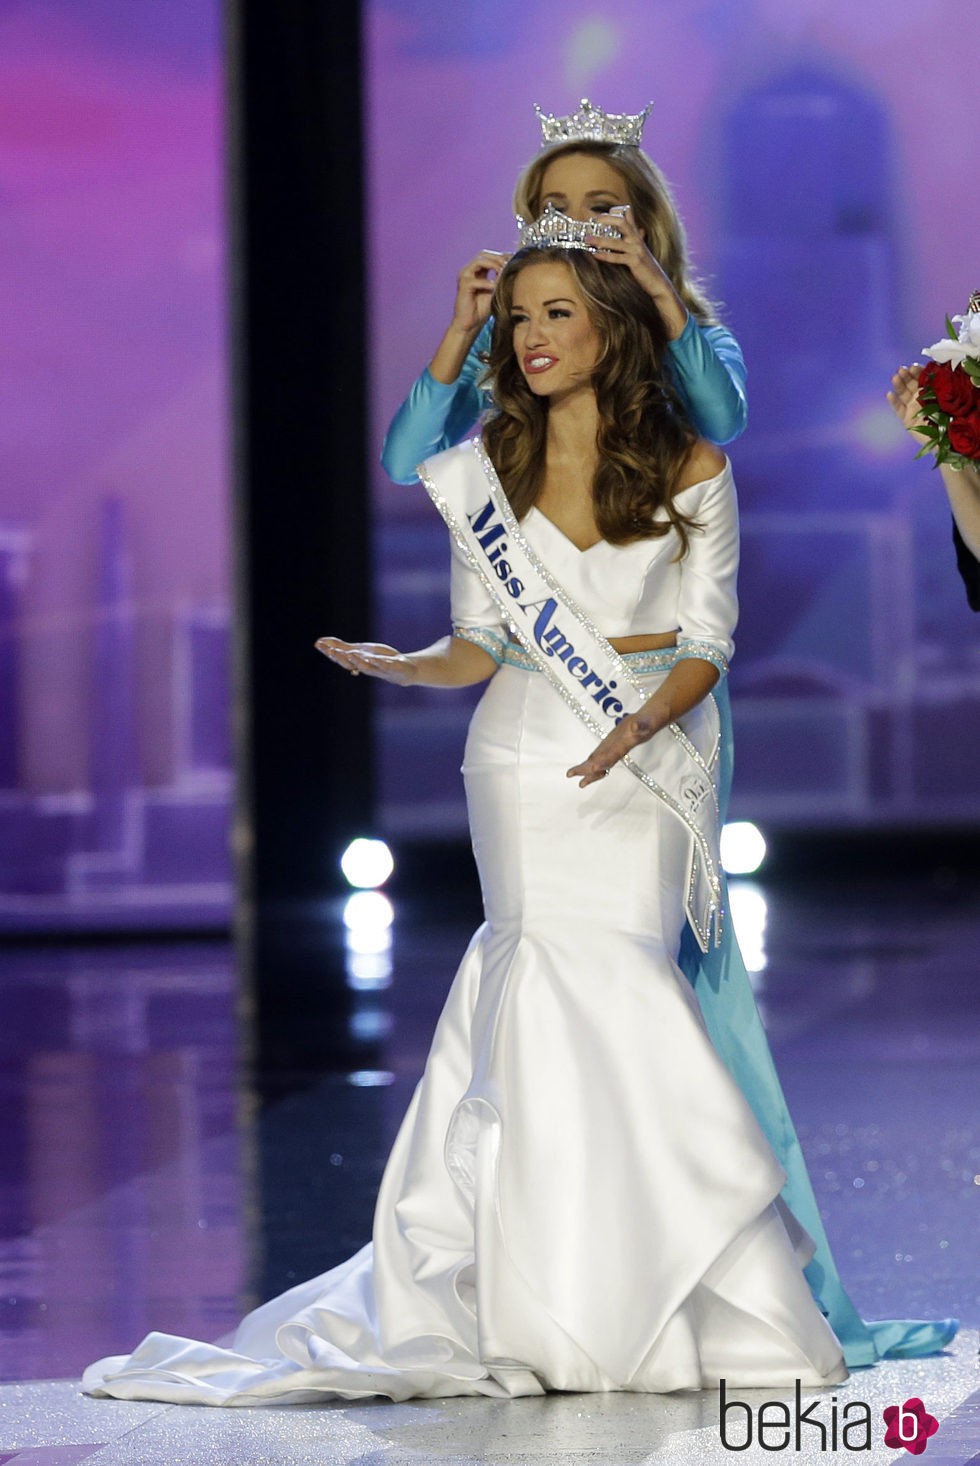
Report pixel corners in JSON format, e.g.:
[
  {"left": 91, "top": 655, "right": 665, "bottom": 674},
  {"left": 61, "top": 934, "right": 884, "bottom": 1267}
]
[{"left": 678, "top": 679, "right": 958, "bottom": 1368}]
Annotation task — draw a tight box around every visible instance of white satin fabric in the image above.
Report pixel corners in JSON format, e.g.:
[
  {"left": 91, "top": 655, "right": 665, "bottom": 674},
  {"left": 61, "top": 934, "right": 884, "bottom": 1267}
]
[
  {"left": 448, "top": 459, "right": 739, "bottom": 660},
  {"left": 84, "top": 665, "right": 845, "bottom": 1405}
]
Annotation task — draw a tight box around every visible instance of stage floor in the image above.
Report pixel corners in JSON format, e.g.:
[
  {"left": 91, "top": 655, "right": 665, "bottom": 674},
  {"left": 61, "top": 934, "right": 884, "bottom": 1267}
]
[{"left": 0, "top": 871, "right": 977, "bottom": 1463}]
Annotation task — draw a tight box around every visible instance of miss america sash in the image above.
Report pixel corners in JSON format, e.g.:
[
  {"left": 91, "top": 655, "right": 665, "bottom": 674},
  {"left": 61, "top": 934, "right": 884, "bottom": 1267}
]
[{"left": 419, "top": 437, "right": 724, "bottom": 951}]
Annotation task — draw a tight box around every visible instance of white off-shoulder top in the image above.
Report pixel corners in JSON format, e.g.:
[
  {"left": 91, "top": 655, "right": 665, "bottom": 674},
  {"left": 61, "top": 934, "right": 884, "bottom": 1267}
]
[{"left": 450, "top": 459, "right": 739, "bottom": 671}]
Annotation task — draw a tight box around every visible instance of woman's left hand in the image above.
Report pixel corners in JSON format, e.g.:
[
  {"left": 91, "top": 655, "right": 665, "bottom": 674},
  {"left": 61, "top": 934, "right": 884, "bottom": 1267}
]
[
  {"left": 566, "top": 709, "right": 662, "bottom": 788},
  {"left": 887, "top": 364, "right": 931, "bottom": 442},
  {"left": 586, "top": 206, "right": 688, "bottom": 339}
]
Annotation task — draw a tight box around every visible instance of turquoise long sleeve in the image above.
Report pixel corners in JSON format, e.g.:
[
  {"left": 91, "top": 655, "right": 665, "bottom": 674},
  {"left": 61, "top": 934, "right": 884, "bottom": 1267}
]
[
  {"left": 667, "top": 316, "right": 747, "bottom": 445},
  {"left": 381, "top": 324, "right": 493, "bottom": 484},
  {"left": 381, "top": 316, "right": 748, "bottom": 484}
]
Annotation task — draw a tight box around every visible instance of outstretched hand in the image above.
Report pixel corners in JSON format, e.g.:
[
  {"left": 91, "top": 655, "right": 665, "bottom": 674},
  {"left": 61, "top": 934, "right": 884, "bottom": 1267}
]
[
  {"left": 887, "top": 364, "right": 930, "bottom": 442},
  {"left": 315, "top": 636, "right": 417, "bottom": 686},
  {"left": 566, "top": 709, "right": 661, "bottom": 788}
]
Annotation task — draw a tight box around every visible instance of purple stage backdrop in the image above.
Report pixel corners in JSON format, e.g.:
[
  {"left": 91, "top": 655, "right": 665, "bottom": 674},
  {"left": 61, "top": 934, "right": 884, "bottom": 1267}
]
[
  {"left": 0, "top": 1, "right": 231, "bottom": 928},
  {"left": 366, "top": 0, "right": 980, "bottom": 839},
  {"left": 2, "top": 2, "right": 978, "bottom": 929}
]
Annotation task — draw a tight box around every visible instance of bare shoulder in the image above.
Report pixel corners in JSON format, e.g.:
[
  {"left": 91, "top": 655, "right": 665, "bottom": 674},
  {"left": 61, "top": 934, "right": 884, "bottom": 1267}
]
[{"left": 676, "top": 439, "right": 728, "bottom": 492}]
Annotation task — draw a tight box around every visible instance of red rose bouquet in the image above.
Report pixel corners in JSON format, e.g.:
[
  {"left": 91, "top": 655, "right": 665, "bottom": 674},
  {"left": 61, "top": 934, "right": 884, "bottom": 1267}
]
[{"left": 916, "top": 292, "right": 980, "bottom": 468}]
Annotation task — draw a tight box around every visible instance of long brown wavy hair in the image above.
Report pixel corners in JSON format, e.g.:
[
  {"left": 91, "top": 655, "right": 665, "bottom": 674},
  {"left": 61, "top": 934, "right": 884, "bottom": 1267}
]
[
  {"left": 513, "top": 140, "right": 718, "bottom": 325},
  {"left": 482, "top": 247, "right": 702, "bottom": 551}
]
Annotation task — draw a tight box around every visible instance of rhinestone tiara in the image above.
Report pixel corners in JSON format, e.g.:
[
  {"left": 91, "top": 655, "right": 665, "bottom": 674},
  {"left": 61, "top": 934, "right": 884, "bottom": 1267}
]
[
  {"left": 534, "top": 98, "right": 653, "bottom": 149},
  {"left": 515, "top": 202, "right": 623, "bottom": 253}
]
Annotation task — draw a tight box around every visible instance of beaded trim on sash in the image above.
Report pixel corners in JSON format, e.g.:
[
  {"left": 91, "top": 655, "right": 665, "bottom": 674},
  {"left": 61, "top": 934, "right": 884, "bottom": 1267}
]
[
  {"left": 454, "top": 626, "right": 510, "bottom": 662},
  {"left": 455, "top": 630, "right": 691, "bottom": 677},
  {"left": 676, "top": 640, "right": 729, "bottom": 677}
]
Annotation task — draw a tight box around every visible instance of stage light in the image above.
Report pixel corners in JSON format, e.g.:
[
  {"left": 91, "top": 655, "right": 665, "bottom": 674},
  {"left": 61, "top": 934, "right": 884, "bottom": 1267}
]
[
  {"left": 343, "top": 890, "right": 395, "bottom": 991},
  {"left": 343, "top": 891, "right": 394, "bottom": 958},
  {"left": 349, "top": 1008, "right": 393, "bottom": 1042},
  {"left": 347, "top": 1070, "right": 395, "bottom": 1087},
  {"left": 721, "top": 821, "right": 767, "bottom": 876},
  {"left": 340, "top": 837, "right": 394, "bottom": 889},
  {"left": 346, "top": 950, "right": 393, "bottom": 989},
  {"left": 344, "top": 925, "right": 391, "bottom": 956},
  {"left": 343, "top": 890, "right": 394, "bottom": 930}
]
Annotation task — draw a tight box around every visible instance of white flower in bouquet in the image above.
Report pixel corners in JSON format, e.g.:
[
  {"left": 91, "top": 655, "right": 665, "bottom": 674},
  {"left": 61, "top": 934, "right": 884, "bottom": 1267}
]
[{"left": 923, "top": 306, "right": 980, "bottom": 367}]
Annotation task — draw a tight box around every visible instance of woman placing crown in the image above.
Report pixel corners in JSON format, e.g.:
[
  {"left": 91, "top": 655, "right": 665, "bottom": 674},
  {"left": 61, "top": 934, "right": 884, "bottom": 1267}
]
[
  {"left": 381, "top": 99, "right": 747, "bottom": 484},
  {"left": 83, "top": 226, "right": 954, "bottom": 1406}
]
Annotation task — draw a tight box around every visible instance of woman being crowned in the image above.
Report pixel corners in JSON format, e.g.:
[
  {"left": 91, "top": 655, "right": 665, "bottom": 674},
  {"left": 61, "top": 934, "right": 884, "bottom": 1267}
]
[{"left": 84, "top": 130, "right": 955, "bottom": 1407}]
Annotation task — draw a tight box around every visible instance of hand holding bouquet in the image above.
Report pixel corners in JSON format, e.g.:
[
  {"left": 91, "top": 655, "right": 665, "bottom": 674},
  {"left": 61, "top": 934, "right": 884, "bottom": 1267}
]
[{"left": 914, "top": 292, "right": 980, "bottom": 468}]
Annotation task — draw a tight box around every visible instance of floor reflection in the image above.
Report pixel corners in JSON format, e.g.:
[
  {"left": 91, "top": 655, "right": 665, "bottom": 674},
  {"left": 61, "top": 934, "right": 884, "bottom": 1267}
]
[
  {"left": 0, "top": 867, "right": 977, "bottom": 1385},
  {"left": 0, "top": 942, "right": 244, "bottom": 1380}
]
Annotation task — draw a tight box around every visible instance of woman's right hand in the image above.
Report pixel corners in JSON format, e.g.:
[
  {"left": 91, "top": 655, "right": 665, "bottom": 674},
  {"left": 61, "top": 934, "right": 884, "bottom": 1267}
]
[
  {"left": 315, "top": 637, "right": 418, "bottom": 686},
  {"left": 428, "top": 251, "right": 509, "bottom": 384},
  {"left": 449, "top": 250, "right": 510, "bottom": 335}
]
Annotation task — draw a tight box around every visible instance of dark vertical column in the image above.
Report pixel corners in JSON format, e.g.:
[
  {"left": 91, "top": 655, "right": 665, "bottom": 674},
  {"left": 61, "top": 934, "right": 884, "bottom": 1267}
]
[{"left": 228, "top": 0, "right": 374, "bottom": 1086}]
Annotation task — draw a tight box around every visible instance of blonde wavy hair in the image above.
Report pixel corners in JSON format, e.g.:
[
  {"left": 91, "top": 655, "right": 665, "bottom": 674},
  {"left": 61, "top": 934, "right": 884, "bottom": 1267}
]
[
  {"left": 513, "top": 140, "right": 718, "bottom": 326},
  {"left": 482, "top": 246, "right": 702, "bottom": 551}
]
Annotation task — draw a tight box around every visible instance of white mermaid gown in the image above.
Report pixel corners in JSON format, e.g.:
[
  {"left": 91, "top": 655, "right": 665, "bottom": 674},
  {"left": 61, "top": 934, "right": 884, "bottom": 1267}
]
[{"left": 84, "top": 464, "right": 846, "bottom": 1404}]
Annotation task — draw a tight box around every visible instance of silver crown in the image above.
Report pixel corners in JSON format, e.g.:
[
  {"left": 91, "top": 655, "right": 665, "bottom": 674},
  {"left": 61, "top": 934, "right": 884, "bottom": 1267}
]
[
  {"left": 534, "top": 98, "right": 652, "bottom": 148},
  {"left": 515, "top": 202, "right": 623, "bottom": 253}
]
